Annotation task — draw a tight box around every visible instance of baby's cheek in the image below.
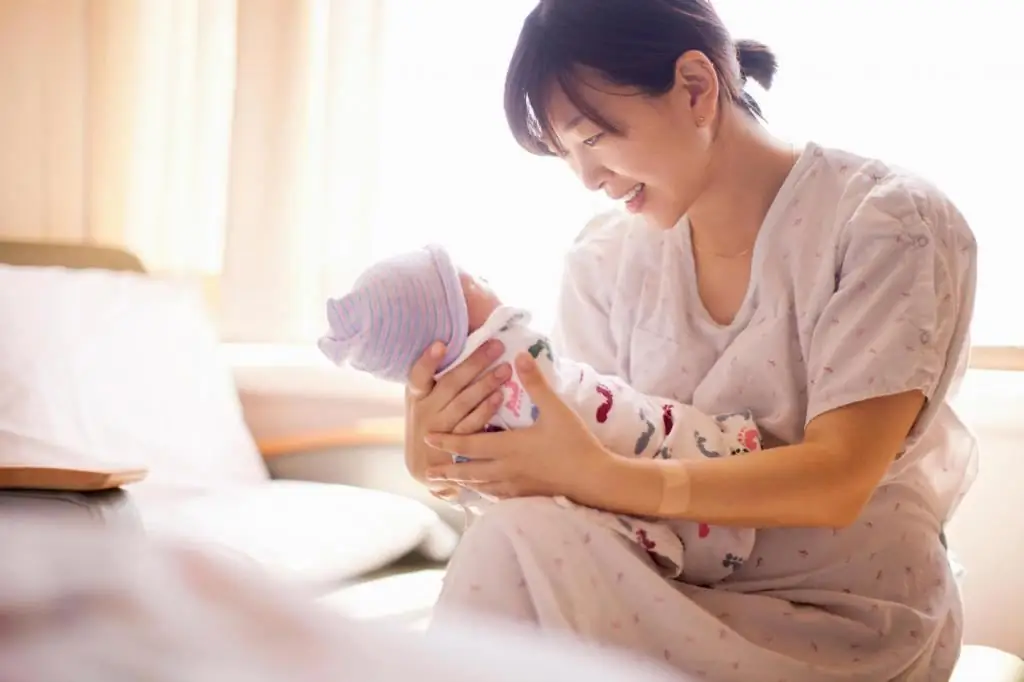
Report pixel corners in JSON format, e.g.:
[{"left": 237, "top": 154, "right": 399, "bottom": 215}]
[{"left": 466, "top": 290, "right": 501, "bottom": 331}]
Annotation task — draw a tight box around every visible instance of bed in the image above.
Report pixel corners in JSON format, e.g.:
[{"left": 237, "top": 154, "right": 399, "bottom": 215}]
[{"left": 0, "top": 237, "right": 451, "bottom": 616}]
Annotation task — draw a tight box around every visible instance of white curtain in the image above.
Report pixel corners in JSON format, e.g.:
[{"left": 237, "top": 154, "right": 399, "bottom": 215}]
[
  {"left": 218, "top": 0, "right": 608, "bottom": 342},
  {"left": 0, "top": 0, "right": 234, "bottom": 274},
  {"left": 1, "top": 0, "right": 1019, "bottom": 348}
]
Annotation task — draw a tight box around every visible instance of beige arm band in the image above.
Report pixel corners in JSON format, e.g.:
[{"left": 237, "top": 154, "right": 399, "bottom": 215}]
[{"left": 655, "top": 460, "right": 692, "bottom": 517}]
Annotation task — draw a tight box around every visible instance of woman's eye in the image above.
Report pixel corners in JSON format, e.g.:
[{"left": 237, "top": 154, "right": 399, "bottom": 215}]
[{"left": 582, "top": 133, "right": 604, "bottom": 147}]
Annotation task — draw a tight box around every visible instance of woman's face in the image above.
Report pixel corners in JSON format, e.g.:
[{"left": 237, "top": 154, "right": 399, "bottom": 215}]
[{"left": 543, "top": 54, "right": 719, "bottom": 230}]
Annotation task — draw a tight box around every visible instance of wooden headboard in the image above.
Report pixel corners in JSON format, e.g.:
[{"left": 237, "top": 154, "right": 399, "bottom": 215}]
[
  {"left": 0, "top": 238, "right": 150, "bottom": 491},
  {"left": 0, "top": 237, "right": 405, "bottom": 461},
  {"left": 0, "top": 239, "right": 145, "bottom": 273}
]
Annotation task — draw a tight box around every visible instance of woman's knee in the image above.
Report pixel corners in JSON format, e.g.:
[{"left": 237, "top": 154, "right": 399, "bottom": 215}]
[
  {"left": 438, "top": 499, "right": 566, "bottom": 611},
  {"left": 466, "top": 497, "right": 565, "bottom": 536}
]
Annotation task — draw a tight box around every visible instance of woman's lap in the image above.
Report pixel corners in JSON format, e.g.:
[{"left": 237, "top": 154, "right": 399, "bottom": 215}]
[{"left": 433, "top": 496, "right": 962, "bottom": 682}]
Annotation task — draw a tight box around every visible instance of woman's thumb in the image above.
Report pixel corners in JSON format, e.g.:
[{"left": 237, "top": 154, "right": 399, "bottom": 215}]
[{"left": 514, "top": 352, "right": 564, "bottom": 414}]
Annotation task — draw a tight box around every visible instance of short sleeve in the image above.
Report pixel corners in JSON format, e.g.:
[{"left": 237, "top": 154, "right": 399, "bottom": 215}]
[
  {"left": 550, "top": 211, "right": 629, "bottom": 376},
  {"left": 805, "top": 177, "right": 977, "bottom": 431}
]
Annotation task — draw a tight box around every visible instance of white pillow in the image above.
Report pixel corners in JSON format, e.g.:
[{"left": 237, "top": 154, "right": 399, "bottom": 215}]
[
  {"left": 0, "top": 265, "right": 267, "bottom": 490},
  {"left": 137, "top": 480, "right": 445, "bottom": 588}
]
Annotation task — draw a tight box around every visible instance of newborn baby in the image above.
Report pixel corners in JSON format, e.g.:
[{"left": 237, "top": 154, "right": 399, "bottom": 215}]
[{"left": 318, "top": 245, "right": 762, "bottom": 585}]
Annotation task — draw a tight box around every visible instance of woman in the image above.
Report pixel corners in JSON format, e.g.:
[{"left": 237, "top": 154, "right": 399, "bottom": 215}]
[{"left": 404, "top": 0, "right": 978, "bottom": 679}]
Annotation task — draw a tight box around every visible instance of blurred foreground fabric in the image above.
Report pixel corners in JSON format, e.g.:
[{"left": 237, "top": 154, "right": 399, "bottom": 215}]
[{"left": 0, "top": 518, "right": 678, "bottom": 682}]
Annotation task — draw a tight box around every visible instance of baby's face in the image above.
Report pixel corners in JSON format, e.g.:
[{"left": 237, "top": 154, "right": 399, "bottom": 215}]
[{"left": 459, "top": 271, "right": 502, "bottom": 332}]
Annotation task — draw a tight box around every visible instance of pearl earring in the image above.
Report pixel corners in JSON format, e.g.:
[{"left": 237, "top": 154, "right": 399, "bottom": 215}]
[{"left": 696, "top": 116, "right": 706, "bottom": 126}]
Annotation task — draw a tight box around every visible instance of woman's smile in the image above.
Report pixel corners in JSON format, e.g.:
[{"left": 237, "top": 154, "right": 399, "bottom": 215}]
[{"left": 622, "top": 183, "right": 646, "bottom": 213}]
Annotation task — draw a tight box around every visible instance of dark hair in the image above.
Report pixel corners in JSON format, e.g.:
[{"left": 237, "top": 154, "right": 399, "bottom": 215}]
[{"left": 504, "top": 0, "right": 778, "bottom": 156}]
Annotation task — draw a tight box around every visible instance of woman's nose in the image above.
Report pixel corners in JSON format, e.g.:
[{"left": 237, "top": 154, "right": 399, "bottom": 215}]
[{"left": 575, "top": 157, "right": 608, "bottom": 192}]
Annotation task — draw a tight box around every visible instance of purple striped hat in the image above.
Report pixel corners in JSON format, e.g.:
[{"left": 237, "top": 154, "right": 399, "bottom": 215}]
[{"left": 317, "top": 245, "right": 469, "bottom": 382}]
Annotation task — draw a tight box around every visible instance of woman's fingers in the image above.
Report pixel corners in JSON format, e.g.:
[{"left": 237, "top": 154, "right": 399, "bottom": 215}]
[
  {"left": 425, "top": 459, "right": 505, "bottom": 485},
  {"left": 428, "top": 484, "right": 462, "bottom": 502},
  {"left": 513, "top": 353, "right": 570, "bottom": 417},
  {"left": 430, "top": 340, "right": 505, "bottom": 409},
  {"left": 406, "top": 342, "right": 446, "bottom": 399},
  {"left": 438, "top": 362, "right": 510, "bottom": 428},
  {"left": 451, "top": 390, "right": 504, "bottom": 435},
  {"left": 425, "top": 428, "right": 519, "bottom": 462},
  {"left": 422, "top": 440, "right": 464, "bottom": 470}
]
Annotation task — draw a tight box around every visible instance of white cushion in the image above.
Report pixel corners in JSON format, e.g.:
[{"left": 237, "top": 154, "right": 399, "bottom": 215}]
[
  {"left": 0, "top": 265, "right": 266, "bottom": 488},
  {"left": 135, "top": 480, "right": 441, "bottom": 587},
  {"left": 952, "top": 646, "right": 1024, "bottom": 682},
  {"left": 320, "top": 567, "right": 446, "bottom": 628}
]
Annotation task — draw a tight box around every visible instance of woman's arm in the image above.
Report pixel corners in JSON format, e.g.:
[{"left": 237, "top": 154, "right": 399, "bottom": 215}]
[
  {"left": 424, "top": 355, "right": 925, "bottom": 529},
  {"left": 600, "top": 390, "right": 925, "bottom": 528},
  {"left": 622, "top": 180, "right": 972, "bottom": 528}
]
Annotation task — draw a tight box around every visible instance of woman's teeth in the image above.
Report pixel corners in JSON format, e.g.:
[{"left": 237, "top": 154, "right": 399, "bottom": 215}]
[{"left": 623, "top": 184, "right": 644, "bottom": 203}]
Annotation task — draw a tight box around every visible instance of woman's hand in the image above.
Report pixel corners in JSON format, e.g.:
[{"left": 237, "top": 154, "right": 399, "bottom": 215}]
[
  {"left": 403, "top": 339, "right": 512, "bottom": 496},
  {"left": 423, "top": 353, "right": 616, "bottom": 502}
]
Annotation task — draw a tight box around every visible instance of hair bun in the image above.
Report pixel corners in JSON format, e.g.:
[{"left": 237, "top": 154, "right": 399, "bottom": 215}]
[{"left": 735, "top": 39, "right": 777, "bottom": 91}]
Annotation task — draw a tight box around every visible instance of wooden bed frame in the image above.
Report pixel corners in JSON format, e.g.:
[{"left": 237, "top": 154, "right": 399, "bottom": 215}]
[
  {"left": 0, "top": 239, "right": 145, "bottom": 273},
  {"left": 0, "top": 239, "right": 151, "bottom": 490}
]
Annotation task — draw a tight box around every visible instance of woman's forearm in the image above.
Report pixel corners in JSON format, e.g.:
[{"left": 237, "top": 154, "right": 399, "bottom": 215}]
[
  {"left": 588, "top": 391, "right": 922, "bottom": 528},
  {"left": 594, "top": 443, "right": 876, "bottom": 528}
]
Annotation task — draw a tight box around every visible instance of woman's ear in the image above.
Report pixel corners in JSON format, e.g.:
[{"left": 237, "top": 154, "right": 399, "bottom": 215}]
[{"left": 674, "top": 50, "right": 719, "bottom": 126}]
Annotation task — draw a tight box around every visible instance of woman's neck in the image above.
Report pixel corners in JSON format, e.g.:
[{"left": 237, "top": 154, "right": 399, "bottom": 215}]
[{"left": 687, "top": 112, "right": 798, "bottom": 256}]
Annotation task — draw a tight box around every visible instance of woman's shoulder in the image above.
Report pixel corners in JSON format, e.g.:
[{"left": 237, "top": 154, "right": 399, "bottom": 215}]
[
  {"left": 804, "top": 144, "right": 977, "bottom": 255},
  {"left": 566, "top": 208, "right": 638, "bottom": 254},
  {"left": 562, "top": 208, "right": 656, "bottom": 278}
]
